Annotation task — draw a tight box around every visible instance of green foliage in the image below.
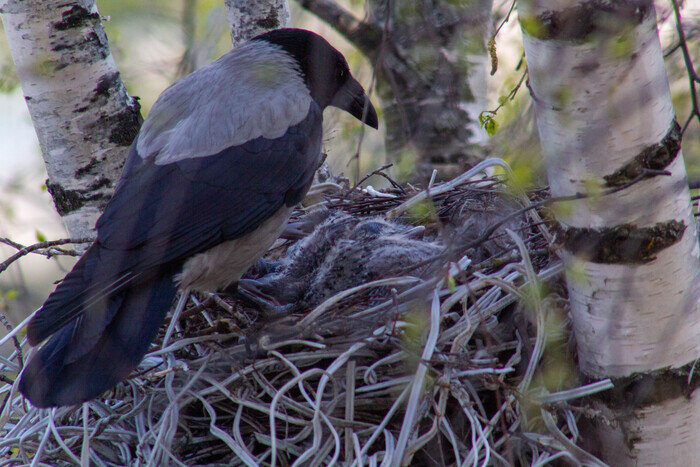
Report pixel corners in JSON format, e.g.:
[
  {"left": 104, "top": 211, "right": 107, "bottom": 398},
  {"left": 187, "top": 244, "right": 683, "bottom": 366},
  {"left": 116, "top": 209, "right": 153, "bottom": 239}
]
[
  {"left": 446, "top": 275, "right": 456, "bottom": 293},
  {"left": 519, "top": 16, "right": 545, "bottom": 39},
  {"left": 607, "top": 28, "right": 635, "bottom": 59},
  {"left": 502, "top": 163, "right": 534, "bottom": 194},
  {"left": 394, "top": 2, "right": 421, "bottom": 23},
  {"left": 401, "top": 306, "right": 430, "bottom": 375},
  {"left": 406, "top": 199, "right": 438, "bottom": 225},
  {"left": 395, "top": 146, "right": 418, "bottom": 181},
  {"left": 0, "top": 63, "right": 19, "bottom": 93},
  {"left": 0, "top": 289, "right": 19, "bottom": 312},
  {"left": 478, "top": 112, "right": 499, "bottom": 136},
  {"left": 551, "top": 86, "right": 572, "bottom": 108}
]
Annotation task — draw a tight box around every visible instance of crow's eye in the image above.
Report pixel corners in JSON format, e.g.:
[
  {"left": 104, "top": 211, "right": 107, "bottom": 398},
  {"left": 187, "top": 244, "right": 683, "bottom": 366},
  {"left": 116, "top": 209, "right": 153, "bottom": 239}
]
[{"left": 337, "top": 68, "right": 346, "bottom": 80}]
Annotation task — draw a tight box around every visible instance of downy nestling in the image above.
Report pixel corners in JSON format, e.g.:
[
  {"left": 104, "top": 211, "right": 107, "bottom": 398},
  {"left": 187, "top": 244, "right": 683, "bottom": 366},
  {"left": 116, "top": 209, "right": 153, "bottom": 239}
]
[{"left": 238, "top": 212, "right": 442, "bottom": 312}]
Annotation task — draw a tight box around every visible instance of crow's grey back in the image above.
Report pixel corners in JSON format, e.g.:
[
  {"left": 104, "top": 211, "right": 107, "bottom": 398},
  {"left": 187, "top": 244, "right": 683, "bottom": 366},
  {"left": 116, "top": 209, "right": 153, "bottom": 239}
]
[{"left": 136, "top": 41, "right": 312, "bottom": 164}]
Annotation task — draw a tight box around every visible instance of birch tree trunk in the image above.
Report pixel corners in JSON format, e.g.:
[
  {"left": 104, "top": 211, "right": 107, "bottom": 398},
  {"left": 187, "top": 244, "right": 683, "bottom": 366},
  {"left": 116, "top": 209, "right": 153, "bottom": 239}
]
[
  {"left": 298, "top": 0, "right": 492, "bottom": 181},
  {"left": 0, "top": 0, "right": 141, "bottom": 241},
  {"left": 518, "top": 0, "right": 700, "bottom": 463},
  {"left": 224, "top": 0, "right": 291, "bottom": 47}
]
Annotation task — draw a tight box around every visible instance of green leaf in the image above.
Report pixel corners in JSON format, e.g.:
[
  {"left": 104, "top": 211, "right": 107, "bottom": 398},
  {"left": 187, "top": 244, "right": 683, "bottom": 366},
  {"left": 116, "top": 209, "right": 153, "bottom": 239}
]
[
  {"left": 35, "top": 230, "right": 47, "bottom": 242},
  {"left": 482, "top": 116, "right": 498, "bottom": 136},
  {"left": 447, "top": 275, "right": 456, "bottom": 293}
]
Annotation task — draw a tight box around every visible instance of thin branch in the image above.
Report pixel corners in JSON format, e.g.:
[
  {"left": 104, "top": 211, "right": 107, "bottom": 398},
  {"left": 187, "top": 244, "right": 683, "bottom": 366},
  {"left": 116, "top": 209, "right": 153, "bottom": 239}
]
[
  {"left": 0, "top": 237, "right": 92, "bottom": 274},
  {"left": 494, "top": 0, "right": 516, "bottom": 37},
  {"left": 670, "top": 0, "right": 700, "bottom": 134},
  {"left": 354, "top": 164, "right": 397, "bottom": 189},
  {"left": 480, "top": 68, "right": 527, "bottom": 121},
  {"left": 0, "top": 313, "right": 22, "bottom": 370}
]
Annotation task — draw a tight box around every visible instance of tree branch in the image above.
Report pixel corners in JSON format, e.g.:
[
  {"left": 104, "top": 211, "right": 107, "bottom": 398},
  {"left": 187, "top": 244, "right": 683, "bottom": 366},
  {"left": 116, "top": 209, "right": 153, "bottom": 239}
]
[
  {"left": 670, "top": 0, "right": 699, "bottom": 134},
  {"left": 0, "top": 237, "right": 92, "bottom": 274},
  {"left": 296, "top": 0, "right": 382, "bottom": 58}
]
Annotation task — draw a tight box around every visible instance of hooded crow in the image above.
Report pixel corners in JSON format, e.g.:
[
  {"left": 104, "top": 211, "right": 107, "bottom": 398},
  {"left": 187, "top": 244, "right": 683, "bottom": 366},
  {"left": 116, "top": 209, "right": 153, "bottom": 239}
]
[{"left": 19, "top": 28, "right": 378, "bottom": 408}]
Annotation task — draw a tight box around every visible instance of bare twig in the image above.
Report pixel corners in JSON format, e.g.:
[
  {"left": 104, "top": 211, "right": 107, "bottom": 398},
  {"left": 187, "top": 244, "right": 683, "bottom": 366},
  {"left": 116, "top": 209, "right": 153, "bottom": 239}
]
[
  {"left": 0, "top": 237, "right": 92, "bottom": 274},
  {"left": 670, "top": 0, "right": 700, "bottom": 134}
]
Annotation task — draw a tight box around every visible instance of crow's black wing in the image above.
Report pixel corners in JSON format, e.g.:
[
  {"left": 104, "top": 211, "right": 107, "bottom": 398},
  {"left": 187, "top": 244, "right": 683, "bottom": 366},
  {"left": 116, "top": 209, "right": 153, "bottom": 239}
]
[{"left": 27, "top": 104, "right": 322, "bottom": 345}]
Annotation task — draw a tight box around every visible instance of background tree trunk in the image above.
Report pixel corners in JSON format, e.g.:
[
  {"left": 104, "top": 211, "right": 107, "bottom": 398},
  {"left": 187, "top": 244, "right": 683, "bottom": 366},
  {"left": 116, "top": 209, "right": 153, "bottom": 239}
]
[
  {"left": 298, "top": 0, "right": 492, "bottom": 181},
  {"left": 518, "top": 0, "right": 700, "bottom": 463},
  {"left": 225, "top": 0, "right": 291, "bottom": 47},
  {"left": 0, "top": 0, "right": 141, "bottom": 241}
]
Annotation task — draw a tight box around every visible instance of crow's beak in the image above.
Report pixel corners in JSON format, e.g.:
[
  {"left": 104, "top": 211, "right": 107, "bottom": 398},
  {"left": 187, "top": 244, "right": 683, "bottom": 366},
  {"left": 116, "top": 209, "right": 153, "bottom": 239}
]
[{"left": 330, "top": 77, "right": 379, "bottom": 129}]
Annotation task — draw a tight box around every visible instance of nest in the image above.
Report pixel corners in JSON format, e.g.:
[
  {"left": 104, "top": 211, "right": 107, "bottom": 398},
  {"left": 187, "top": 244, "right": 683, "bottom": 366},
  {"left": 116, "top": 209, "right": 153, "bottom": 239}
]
[{"left": 0, "top": 159, "right": 611, "bottom": 465}]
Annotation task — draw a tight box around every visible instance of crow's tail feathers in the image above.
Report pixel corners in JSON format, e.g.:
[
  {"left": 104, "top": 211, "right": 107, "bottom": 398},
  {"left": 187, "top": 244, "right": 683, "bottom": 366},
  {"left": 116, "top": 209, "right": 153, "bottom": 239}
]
[
  {"left": 26, "top": 245, "right": 140, "bottom": 347},
  {"left": 18, "top": 272, "right": 177, "bottom": 408}
]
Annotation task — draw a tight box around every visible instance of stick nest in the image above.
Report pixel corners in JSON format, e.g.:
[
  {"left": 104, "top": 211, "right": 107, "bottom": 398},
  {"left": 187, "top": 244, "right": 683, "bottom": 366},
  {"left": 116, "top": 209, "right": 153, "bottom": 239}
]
[{"left": 0, "top": 160, "right": 610, "bottom": 466}]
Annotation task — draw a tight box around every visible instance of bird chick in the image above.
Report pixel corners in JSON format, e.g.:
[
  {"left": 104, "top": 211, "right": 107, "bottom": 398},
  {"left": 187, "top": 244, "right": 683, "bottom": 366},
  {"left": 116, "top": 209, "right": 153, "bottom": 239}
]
[
  {"left": 19, "top": 29, "right": 378, "bottom": 408},
  {"left": 304, "top": 218, "right": 439, "bottom": 307},
  {"left": 239, "top": 211, "right": 357, "bottom": 306},
  {"left": 444, "top": 191, "right": 526, "bottom": 262},
  {"left": 239, "top": 213, "right": 441, "bottom": 312}
]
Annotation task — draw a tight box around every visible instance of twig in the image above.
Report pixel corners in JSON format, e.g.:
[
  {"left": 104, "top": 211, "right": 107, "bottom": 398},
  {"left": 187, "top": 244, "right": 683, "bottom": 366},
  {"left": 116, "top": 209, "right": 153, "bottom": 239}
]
[
  {"left": 670, "top": 0, "right": 700, "bottom": 134},
  {"left": 0, "top": 237, "right": 92, "bottom": 274},
  {"left": 0, "top": 313, "right": 22, "bottom": 370}
]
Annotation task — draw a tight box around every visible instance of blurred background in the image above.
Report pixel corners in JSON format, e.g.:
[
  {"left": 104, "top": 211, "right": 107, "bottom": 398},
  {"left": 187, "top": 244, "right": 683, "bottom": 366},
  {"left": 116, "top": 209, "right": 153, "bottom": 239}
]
[{"left": 0, "top": 0, "right": 697, "bottom": 325}]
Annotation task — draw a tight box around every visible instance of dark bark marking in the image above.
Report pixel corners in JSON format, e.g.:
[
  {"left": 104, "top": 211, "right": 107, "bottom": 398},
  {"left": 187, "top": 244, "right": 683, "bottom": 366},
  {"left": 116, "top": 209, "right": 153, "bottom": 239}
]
[
  {"left": 571, "top": 60, "right": 600, "bottom": 75},
  {"left": 562, "top": 220, "right": 686, "bottom": 264},
  {"left": 91, "top": 71, "right": 121, "bottom": 101},
  {"left": 52, "top": 5, "right": 100, "bottom": 31},
  {"left": 51, "top": 29, "right": 109, "bottom": 69},
  {"left": 521, "top": 0, "right": 652, "bottom": 42},
  {"left": 105, "top": 97, "right": 143, "bottom": 146},
  {"left": 84, "top": 74, "right": 142, "bottom": 146},
  {"left": 75, "top": 72, "right": 123, "bottom": 112},
  {"left": 74, "top": 157, "right": 98, "bottom": 178},
  {"left": 46, "top": 179, "right": 108, "bottom": 216},
  {"left": 46, "top": 182, "right": 83, "bottom": 215},
  {"left": 86, "top": 175, "right": 111, "bottom": 191},
  {"left": 256, "top": 7, "right": 281, "bottom": 29},
  {"left": 604, "top": 120, "right": 682, "bottom": 187},
  {"left": 589, "top": 361, "right": 700, "bottom": 410},
  {"left": 51, "top": 42, "right": 70, "bottom": 52}
]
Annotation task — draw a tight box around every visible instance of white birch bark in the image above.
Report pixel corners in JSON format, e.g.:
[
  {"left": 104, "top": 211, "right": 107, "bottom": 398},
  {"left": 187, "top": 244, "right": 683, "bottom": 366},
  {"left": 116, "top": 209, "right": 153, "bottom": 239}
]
[
  {"left": 518, "top": 0, "right": 700, "bottom": 463},
  {"left": 0, "top": 0, "right": 140, "bottom": 241},
  {"left": 224, "top": 0, "right": 291, "bottom": 47}
]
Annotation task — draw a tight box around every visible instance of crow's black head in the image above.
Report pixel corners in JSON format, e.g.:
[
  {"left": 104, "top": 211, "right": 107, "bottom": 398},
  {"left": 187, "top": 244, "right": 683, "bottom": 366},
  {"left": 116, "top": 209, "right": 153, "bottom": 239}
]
[{"left": 253, "top": 28, "right": 378, "bottom": 129}]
